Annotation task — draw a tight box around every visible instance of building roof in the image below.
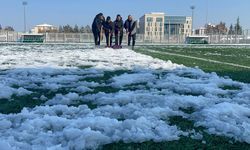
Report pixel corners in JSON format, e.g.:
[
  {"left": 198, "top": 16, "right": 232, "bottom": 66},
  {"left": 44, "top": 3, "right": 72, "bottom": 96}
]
[
  {"left": 36, "top": 24, "right": 54, "bottom": 27},
  {"left": 143, "top": 12, "right": 165, "bottom": 16},
  {"left": 22, "top": 33, "right": 44, "bottom": 36},
  {"left": 150, "top": 12, "right": 165, "bottom": 15},
  {"left": 187, "top": 35, "right": 209, "bottom": 38}
]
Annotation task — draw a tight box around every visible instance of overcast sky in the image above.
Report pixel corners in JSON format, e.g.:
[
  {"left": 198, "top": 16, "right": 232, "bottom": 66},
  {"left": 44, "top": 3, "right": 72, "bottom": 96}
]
[{"left": 1, "top": 0, "right": 250, "bottom": 31}]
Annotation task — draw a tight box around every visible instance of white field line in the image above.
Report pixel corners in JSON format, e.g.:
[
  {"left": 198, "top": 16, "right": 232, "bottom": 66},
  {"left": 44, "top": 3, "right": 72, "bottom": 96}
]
[{"left": 144, "top": 49, "right": 250, "bottom": 69}]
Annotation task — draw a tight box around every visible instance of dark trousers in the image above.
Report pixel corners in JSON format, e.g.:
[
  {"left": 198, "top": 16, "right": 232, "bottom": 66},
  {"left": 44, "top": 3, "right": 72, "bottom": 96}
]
[
  {"left": 105, "top": 32, "right": 113, "bottom": 47},
  {"left": 115, "top": 32, "right": 123, "bottom": 46},
  {"left": 128, "top": 34, "right": 136, "bottom": 47},
  {"left": 93, "top": 31, "right": 101, "bottom": 46}
]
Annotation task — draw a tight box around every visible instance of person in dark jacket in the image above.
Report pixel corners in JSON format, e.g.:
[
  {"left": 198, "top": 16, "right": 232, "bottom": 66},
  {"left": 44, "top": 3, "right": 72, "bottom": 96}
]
[
  {"left": 124, "top": 15, "right": 137, "bottom": 49},
  {"left": 92, "top": 13, "right": 105, "bottom": 46},
  {"left": 114, "top": 14, "right": 124, "bottom": 48},
  {"left": 103, "top": 16, "right": 114, "bottom": 47}
]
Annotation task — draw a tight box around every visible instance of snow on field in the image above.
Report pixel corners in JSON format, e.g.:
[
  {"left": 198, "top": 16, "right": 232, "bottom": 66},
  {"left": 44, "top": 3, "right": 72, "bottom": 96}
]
[{"left": 0, "top": 44, "right": 250, "bottom": 149}]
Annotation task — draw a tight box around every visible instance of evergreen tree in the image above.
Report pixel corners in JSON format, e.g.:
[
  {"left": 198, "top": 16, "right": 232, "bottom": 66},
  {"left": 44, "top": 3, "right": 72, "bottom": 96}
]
[
  {"left": 73, "top": 25, "right": 79, "bottom": 33},
  {"left": 235, "top": 17, "right": 243, "bottom": 35},
  {"left": 228, "top": 24, "right": 234, "bottom": 35},
  {"left": 63, "top": 25, "right": 73, "bottom": 33},
  {"left": 58, "top": 25, "right": 64, "bottom": 33},
  {"left": 0, "top": 24, "right": 2, "bottom": 30}
]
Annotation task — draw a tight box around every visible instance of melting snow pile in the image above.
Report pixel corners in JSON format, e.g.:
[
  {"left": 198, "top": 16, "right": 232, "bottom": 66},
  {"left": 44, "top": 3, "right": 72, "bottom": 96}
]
[{"left": 0, "top": 44, "right": 250, "bottom": 150}]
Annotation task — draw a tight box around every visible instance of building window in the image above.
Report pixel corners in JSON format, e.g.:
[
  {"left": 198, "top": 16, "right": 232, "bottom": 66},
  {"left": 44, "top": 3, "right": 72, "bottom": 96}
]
[
  {"left": 156, "top": 18, "right": 163, "bottom": 22},
  {"left": 147, "top": 17, "right": 153, "bottom": 22}
]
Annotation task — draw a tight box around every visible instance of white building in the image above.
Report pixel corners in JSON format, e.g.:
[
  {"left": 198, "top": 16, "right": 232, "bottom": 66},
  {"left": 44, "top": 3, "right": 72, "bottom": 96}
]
[
  {"left": 139, "top": 13, "right": 193, "bottom": 40},
  {"left": 31, "top": 24, "right": 58, "bottom": 33},
  {"left": 195, "top": 27, "right": 206, "bottom": 35},
  {"left": 164, "top": 16, "right": 192, "bottom": 36},
  {"left": 139, "top": 12, "right": 165, "bottom": 41}
]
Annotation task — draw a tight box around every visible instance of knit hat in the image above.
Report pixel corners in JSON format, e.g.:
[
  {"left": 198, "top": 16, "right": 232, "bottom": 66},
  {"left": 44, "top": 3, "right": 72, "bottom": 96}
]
[{"left": 107, "top": 16, "right": 111, "bottom": 21}]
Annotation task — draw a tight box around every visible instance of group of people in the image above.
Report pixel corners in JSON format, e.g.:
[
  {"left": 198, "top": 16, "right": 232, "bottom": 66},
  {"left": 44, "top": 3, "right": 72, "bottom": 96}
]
[{"left": 92, "top": 13, "right": 137, "bottom": 49}]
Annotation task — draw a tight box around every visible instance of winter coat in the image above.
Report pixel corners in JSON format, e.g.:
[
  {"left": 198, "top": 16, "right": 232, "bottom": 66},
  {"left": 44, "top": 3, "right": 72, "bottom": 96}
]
[
  {"left": 114, "top": 19, "right": 124, "bottom": 34},
  {"left": 92, "top": 14, "right": 104, "bottom": 33},
  {"left": 103, "top": 21, "right": 114, "bottom": 34},
  {"left": 124, "top": 20, "right": 137, "bottom": 35}
]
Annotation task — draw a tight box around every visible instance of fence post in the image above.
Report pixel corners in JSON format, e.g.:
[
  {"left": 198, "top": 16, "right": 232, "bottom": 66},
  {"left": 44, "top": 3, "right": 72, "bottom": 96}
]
[
  {"left": 151, "top": 34, "right": 153, "bottom": 44},
  {"left": 78, "top": 33, "right": 80, "bottom": 43},
  {"left": 6, "top": 31, "right": 9, "bottom": 42},
  {"left": 15, "top": 32, "right": 18, "bottom": 42},
  {"left": 64, "top": 33, "right": 66, "bottom": 43},
  {"left": 247, "top": 30, "right": 249, "bottom": 44},
  {"left": 219, "top": 35, "right": 221, "bottom": 44},
  {"left": 226, "top": 34, "right": 228, "bottom": 44},
  {"left": 143, "top": 34, "right": 145, "bottom": 43},
  {"left": 44, "top": 33, "right": 46, "bottom": 43},
  {"left": 209, "top": 34, "right": 211, "bottom": 44},
  {"left": 234, "top": 33, "right": 236, "bottom": 44}
]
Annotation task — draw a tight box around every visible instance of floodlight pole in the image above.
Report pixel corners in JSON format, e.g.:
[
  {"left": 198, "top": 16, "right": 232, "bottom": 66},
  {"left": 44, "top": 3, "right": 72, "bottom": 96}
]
[
  {"left": 22, "top": 1, "right": 28, "bottom": 33},
  {"left": 206, "top": 0, "right": 208, "bottom": 25},
  {"left": 168, "top": 16, "right": 170, "bottom": 43},
  {"left": 190, "top": 5, "right": 195, "bottom": 35}
]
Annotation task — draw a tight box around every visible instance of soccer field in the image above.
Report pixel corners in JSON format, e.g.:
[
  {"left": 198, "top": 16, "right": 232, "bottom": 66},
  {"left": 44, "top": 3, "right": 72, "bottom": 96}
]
[
  {"left": 135, "top": 45, "right": 250, "bottom": 83},
  {"left": 0, "top": 44, "right": 250, "bottom": 150}
]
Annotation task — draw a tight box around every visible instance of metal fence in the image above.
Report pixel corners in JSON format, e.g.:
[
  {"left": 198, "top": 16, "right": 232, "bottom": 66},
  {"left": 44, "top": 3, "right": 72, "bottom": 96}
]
[
  {"left": 44, "top": 33, "right": 187, "bottom": 44},
  {"left": 0, "top": 31, "right": 22, "bottom": 42},
  {"left": 207, "top": 34, "right": 250, "bottom": 44},
  {"left": 1, "top": 30, "right": 250, "bottom": 44},
  {"left": 43, "top": 32, "right": 250, "bottom": 44}
]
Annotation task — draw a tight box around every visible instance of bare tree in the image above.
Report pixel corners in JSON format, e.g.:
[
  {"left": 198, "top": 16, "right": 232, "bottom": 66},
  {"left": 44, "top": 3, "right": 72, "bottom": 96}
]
[{"left": 4, "top": 26, "right": 15, "bottom": 31}]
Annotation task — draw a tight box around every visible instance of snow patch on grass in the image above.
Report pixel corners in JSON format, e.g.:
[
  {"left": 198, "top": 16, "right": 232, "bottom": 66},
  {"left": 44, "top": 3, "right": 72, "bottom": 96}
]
[{"left": 0, "top": 44, "right": 250, "bottom": 149}]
